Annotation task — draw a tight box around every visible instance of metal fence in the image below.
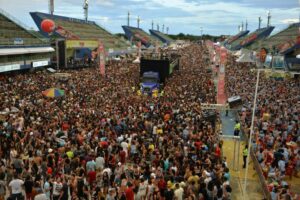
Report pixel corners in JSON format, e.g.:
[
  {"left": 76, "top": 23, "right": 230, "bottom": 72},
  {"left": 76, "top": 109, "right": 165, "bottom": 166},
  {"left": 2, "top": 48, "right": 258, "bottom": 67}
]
[{"left": 241, "top": 126, "right": 271, "bottom": 200}]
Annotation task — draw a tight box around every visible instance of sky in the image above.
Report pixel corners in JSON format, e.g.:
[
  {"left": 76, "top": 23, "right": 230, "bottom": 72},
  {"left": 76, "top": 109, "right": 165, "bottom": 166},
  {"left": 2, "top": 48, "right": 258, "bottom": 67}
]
[{"left": 0, "top": 0, "right": 299, "bottom": 36}]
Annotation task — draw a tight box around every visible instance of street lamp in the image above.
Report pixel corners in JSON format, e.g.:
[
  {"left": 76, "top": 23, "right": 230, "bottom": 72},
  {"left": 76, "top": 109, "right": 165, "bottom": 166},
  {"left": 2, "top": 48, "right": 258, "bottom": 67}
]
[{"left": 200, "top": 27, "right": 203, "bottom": 41}]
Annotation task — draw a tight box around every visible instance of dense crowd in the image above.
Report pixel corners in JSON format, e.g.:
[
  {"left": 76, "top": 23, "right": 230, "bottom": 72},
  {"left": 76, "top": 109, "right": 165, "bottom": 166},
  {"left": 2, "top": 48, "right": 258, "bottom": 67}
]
[
  {"left": 225, "top": 55, "right": 300, "bottom": 200},
  {"left": 0, "top": 44, "right": 231, "bottom": 200}
]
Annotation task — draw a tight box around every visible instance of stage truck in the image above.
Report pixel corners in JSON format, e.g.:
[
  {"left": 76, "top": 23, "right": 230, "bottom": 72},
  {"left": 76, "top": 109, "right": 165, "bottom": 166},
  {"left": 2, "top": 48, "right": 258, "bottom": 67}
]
[{"left": 140, "top": 53, "right": 180, "bottom": 95}]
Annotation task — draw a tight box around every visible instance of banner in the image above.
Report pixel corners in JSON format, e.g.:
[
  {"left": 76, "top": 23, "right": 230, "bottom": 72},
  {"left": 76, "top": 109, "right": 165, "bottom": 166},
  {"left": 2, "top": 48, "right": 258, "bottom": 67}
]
[
  {"left": 98, "top": 41, "right": 106, "bottom": 76},
  {"left": 66, "top": 40, "right": 98, "bottom": 49},
  {"left": 220, "top": 47, "right": 227, "bottom": 64},
  {"left": 55, "top": 26, "right": 80, "bottom": 40},
  {"left": 240, "top": 33, "right": 257, "bottom": 46},
  {"left": 259, "top": 48, "right": 267, "bottom": 63},
  {"left": 137, "top": 41, "right": 141, "bottom": 59}
]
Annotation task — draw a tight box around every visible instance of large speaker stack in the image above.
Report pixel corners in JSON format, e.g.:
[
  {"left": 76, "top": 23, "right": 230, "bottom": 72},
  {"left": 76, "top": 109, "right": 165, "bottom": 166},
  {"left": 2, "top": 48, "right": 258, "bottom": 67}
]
[{"left": 228, "top": 96, "right": 242, "bottom": 108}]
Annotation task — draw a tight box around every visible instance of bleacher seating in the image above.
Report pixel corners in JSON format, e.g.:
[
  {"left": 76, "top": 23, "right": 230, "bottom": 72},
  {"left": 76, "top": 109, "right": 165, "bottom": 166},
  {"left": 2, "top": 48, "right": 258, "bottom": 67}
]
[
  {"left": 247, "top": 23, "right": 300, "bottom": 51},
  {"left": 31, "top": 12, "right": 128, "bottom": 51},
  {"left": 229, "top": 27, "right": 274, "bottom": 51},
  {"left": 0, "top": 13, "right": 46, "bottom": 46}
]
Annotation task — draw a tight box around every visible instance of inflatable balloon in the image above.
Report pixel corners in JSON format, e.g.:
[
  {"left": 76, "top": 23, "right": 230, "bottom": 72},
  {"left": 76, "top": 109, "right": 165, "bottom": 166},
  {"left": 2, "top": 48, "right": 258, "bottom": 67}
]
[{"left": 41, "top": 19, "right": 55, "bottom": 33}]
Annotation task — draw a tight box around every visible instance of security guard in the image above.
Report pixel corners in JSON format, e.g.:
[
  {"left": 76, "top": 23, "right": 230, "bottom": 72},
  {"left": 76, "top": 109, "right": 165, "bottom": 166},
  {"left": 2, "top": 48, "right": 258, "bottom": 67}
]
[
  {"left": 234, "top": 120, "right": 241, "bottom": 136},
  {"left": 152, "top": 89, "right": 158, "bottom": 98},
  {"left": 160, "top": 90, "right": 164, "bottom": 97},
  {"left": 243, "top": 145, "right": 248, "bottom": 168},
  {"left": 137, "top": 90, "right": 141, "bottom": 96}
]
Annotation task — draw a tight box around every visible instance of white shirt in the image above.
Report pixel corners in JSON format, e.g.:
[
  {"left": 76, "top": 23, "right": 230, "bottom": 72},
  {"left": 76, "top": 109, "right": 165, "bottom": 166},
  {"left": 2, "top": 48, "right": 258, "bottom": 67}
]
[
  {"left": 34, "top": 193, "right": 48, "bottom": 200},
  {"left": 96, "top": 156, "right": 105, "bottom": 170},
  {"left": 9, "top": 179, "right": 24, "bottom": 194},
  {"left": 121, "top": 141, "right": 128, "bottom": 151},
  {"left": 52, "top": 182, "right": 63, "bottom": 196},
  {"left": 174, "top": 187, "right": 184, "bottom": 200}
]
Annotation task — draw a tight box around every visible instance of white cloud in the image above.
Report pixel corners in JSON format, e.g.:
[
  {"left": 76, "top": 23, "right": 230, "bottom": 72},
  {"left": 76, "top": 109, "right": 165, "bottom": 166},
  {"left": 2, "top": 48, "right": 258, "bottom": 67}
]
[{"left": 280, "top": 18, "right": 299, "bottom": 24}]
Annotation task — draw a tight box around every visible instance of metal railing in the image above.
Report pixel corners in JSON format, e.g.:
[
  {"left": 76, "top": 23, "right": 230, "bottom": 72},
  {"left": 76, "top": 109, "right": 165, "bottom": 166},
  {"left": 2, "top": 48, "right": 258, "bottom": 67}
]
[{"left": 240, "top": 120, "right": 272, "bottom": 200}]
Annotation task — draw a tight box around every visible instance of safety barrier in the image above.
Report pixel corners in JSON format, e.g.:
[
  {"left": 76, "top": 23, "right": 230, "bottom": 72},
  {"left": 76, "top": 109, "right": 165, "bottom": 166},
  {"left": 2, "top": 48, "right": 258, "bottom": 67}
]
[{"left": 241, "top": 126, "right": 271, "bottom": 200}]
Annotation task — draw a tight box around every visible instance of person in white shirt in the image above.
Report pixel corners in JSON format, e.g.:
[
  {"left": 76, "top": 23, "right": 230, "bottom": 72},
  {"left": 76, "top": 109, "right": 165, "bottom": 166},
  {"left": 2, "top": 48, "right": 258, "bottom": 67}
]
[
  {"left": 8, "top": 174, "right": 24, "bottom": 200},
  {"left": 52, "top": 177, "right": 63, "bottom": 200},
  {"left": 95, "top": 154, "right": 105, "bottom": 171},
  {"left": 174, "top": 183, "right": 184, "bottom": 200},
  {"left": 34, "top": 187, "right": 48, "bottom": 200}
]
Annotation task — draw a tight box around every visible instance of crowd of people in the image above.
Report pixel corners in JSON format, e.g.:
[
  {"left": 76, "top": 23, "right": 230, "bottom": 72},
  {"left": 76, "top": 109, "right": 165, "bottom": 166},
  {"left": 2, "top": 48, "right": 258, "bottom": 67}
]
[
  {"left": 0, "top": 44, "right": 231, "bottom": 200},
  {"left": 225, "top": 55, "right": 300, "bottom": 200}
]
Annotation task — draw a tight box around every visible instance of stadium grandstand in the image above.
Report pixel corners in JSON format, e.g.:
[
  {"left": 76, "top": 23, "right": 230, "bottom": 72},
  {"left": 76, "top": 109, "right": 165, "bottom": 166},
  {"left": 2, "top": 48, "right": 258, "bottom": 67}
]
[
  {"left": 228, "top": 26, "right": 274, "bottom": 51},
  {"left": 0, "top": 9, "right": 54, "bottom": 73},
  {"left": 247, "top": 23, "right": 300, "bottom": 54},
  {"left": 122, "top": 25, "right": 162, "bottom": 47},
  {"left": 241, "top": 23, "right": 300, "bottom": 72},
  {"left": 223, "top": 30, "right": 249, "bottom": 49},
  {"left": 30, "top": 12, "right": 130, "bottom": 68},
  {"left": 149, "top": 29, "right": 174, "bottom": 45}
]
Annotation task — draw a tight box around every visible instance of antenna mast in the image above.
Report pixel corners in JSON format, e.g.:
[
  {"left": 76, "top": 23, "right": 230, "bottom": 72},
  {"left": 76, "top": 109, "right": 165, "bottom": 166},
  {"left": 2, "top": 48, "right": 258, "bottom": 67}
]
[
  {"left": 127, "top": 11, "right": 130, "bottom": 26},
  {"left": 137, "top": 16, "right": 140, "bottom": 28},
  {"left": 83, "top": 0, "right": 88, "bottom": 22},
  {"left": 267, "top": 11, "right": 271, "bottom": 27},
  {"left": 258, "top": 16, "right": 262, "bottom": 29},
  {"left": 49, "top": 0, "right": 54, "bottom": 15}
]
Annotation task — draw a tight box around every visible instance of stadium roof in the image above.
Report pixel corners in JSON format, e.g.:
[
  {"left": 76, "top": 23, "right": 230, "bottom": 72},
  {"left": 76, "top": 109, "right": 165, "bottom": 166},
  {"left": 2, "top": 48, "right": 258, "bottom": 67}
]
[
  {"left": 122, "top": 26, "right": 162, "bottom": 47},
  {"left": 30, "top": 12, "right": 128, "bottom": 51},
  {"left": 228, "top": 26, "right": 274, "bottom": 51},
  {"left": 149, "top": 29, "right": 173, "bottom": 45},
  {"left": 246, "top": 23, "right": 300, "bottom": 55},
  {"left": 223, "top": 30, "right": 249, "bottom": 48}
]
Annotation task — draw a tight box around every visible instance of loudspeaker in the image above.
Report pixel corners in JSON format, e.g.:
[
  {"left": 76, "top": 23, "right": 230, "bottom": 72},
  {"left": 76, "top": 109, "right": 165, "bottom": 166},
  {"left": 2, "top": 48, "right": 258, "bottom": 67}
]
[{"left": 228, "top": 96, "right": 242, "bottom": 108}]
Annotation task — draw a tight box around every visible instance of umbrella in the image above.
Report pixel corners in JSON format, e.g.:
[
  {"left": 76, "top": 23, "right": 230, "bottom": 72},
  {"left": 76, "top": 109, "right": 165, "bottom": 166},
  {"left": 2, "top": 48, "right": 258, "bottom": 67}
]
[{"left": 43, "top": 88, "right": 65, "bottom": 98}]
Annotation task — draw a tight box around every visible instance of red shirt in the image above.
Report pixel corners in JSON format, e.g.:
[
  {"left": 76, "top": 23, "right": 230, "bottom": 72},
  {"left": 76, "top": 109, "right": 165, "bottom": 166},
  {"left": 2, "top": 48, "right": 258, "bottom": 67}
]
[
  {"left": 194, "top": 141, "right": 202, "bottom": 150},
  {"left": 88, "top": 171, "right": 96, "bottom": 184},
  {"left": 215, "top": 146, "right": 221, "bottom": 158},
  {"left": 119, "top": 150, "right": 126, "bottom": 164},
  {"left": 125, "top": 187, "right": 134, "bottom": 200}
]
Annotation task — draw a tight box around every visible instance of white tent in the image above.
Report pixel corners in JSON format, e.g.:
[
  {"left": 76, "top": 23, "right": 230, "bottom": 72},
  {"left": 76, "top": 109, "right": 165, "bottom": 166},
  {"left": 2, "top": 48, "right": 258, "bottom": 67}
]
[{"left": 236, "top": 49, "right": 255, "bottom": 63}]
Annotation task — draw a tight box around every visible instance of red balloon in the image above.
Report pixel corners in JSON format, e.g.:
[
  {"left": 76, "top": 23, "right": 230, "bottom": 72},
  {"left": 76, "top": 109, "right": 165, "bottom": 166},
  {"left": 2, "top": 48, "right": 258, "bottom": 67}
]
[{"left": 41, "top": 19, "right": 55, "bottom": 33}]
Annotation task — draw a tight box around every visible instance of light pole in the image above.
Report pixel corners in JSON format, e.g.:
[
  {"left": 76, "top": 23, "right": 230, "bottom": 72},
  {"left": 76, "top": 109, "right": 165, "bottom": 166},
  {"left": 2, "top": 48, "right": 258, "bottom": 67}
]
[
  {"left": 200, "top": 27, "right": 203, "bottom": 41},
  {"left": 243, "top": 68, "right": 262, "bottom": 198}
]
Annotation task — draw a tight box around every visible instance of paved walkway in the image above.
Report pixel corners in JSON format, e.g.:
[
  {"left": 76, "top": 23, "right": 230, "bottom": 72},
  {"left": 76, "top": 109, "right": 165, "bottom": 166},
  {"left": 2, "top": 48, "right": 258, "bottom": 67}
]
[{"left": 222, "top": 139, "right": 265, "bottom": 200}]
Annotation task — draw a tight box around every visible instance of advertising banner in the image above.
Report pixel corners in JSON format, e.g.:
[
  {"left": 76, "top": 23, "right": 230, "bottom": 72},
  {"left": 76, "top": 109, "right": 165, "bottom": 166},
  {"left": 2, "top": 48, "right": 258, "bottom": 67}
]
[
  {"left": 98, "top": 41, "right": 106, "bottom": 76},
  {"left": 66, "top": 40, "right": 98, "bottom": 49}
]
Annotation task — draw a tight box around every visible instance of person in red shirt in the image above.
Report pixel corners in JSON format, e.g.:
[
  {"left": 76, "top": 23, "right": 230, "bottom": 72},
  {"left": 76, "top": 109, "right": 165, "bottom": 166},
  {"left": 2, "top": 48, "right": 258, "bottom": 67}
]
[
  {"left": 125, "top": 182, "right": 134, "bottom": 200},
  {"left": 215, "top": 144, "right": 221, "bottom": 159},
  {"left": 88, "top": 170, "right": 96, "bottom": 185},
  {"left": 119, "top": 149, "right": 126, "bottom": 164},
  {"left": 157, "top": 176, "right": 166, "bottom": 198}
]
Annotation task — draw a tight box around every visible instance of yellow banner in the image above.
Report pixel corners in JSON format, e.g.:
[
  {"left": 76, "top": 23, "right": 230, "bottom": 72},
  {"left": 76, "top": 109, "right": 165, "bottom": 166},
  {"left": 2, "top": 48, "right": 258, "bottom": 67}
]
[{"left": 66, "top": 40, "right": 99, "bottom": 49}]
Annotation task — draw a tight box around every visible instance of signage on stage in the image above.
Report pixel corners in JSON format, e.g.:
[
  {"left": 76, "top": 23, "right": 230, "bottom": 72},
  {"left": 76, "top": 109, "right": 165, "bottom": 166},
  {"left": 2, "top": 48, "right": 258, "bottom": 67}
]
[
  {"left": 201, "top": 103, "right": 226, "bottom": 110},
  {"left": 0, "top": 64, "right": 21, "bottom": 72},
  {"left": 32, "top": 60, "right": 49, "bottom": 68}
]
